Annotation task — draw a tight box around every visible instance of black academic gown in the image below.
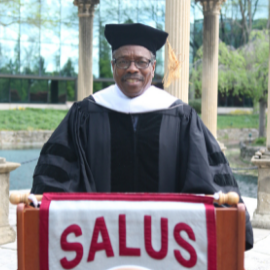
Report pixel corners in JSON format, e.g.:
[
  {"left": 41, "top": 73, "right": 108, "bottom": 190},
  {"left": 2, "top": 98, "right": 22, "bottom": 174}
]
[{"left": 31, "top": 96, "right": 253, "bottom": 250}]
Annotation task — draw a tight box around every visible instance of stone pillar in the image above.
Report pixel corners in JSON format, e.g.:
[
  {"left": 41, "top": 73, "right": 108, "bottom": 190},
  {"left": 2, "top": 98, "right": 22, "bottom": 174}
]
[
  {"left": 251, "top": 154, "right": 270, "bottom": 229},
  {"left": 0, "top": 157, "right": 20, "bottom": 245},
  {"left": 164, "top": 0, "right": 190, "bottom": 103},
  {"left": 74, "top": 0, "right": 99, "bottom": 101},
  {"left": 266, "top": 17, "right": 270, "bottom": 150},
  {"left": 252, "top": 4, "right": 270, "bottom": 227},
  {"left": 196, "top": 0, "right": 226, "bottom": 138}
]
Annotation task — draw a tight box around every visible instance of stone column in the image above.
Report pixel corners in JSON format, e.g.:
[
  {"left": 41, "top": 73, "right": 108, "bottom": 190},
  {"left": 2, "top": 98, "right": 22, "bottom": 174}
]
[
  {"left": 252, "top": 4, "right": 270, "bottom": 229},
  {"left": 74, "top": 0, "right": 99, "bottom": 101},
  {"left": 251, "top": 153, "right": 270, "bottom": 229},
  {"left": 164, "top": 0, "right": 190, "bottom": 103},
  {"left": 196, "top": 0, "right": 226, "bottom": 138},
  {"left": 0, "top": 157, "right": 20, "bottom": 245},
  {"left": 267, "top": 80, "right": 270, "bottom": 149},
  {"left": 266, "top": 13, "right": 270, "bottom": 150}
]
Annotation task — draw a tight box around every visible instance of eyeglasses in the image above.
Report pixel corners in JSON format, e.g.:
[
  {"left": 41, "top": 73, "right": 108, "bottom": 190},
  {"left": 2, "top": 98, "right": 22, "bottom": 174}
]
[{"left": 113, "top": 58, "right": 153, "bottom": 70}]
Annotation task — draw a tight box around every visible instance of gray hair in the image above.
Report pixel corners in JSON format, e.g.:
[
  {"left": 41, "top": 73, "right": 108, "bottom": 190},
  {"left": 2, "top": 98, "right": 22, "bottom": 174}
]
[
  {"left": 112, "top": 49, "right": 156, "bottom": 62},
  {"left": 150, "top": 52, "right": 156, "bottom": 61}
]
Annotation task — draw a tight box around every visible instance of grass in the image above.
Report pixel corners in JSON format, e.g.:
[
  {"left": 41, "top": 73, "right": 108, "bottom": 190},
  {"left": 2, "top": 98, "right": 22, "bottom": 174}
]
[
  {"left": 0, "top": 108, "right": 262, "bottom": 131},
  {"left": 0, "top": 108, "right": 68, "bottom": 131},
  {"left": 217, "top": 114, "right": 260, "bottom": 130}
]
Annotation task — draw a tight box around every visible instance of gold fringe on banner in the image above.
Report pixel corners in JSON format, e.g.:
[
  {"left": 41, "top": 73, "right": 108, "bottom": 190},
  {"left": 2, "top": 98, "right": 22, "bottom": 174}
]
[{"left": 163, "top": 39, "right": 181, "bottom": 88}]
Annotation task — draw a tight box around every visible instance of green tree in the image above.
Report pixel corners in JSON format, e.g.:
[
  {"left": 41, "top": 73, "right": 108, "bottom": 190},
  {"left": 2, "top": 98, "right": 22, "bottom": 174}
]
[
  {"left": 93, "top": 18, "right": 114, "bottom": 93},
  {"left": 192, "top": 0, "right": 264, "bottom": 59},
  {"left": 237, "top": 0, "right": 261, "bottom": 44},
  {"left": 190, "top": 41, "right": 247, "bottom": 99},
  {"left": 61, "top": 59, "right": 77, "bottom": 101},
  {"left": 239, "top": 30, "right": 269, "bottom": 136},
  {"left": 218, "top": 42, "right": 247, "bottom": 97},
  {"left": 61, "top": 59, "right": 76, "bottom": 77},
  {"left": 190, "top": 30, "right": 269, "bottom": 136}
]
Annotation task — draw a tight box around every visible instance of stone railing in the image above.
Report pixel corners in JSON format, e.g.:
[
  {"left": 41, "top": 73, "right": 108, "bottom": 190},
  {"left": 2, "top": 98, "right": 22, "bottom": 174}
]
[
  {"left": 239, "top": 141, "right": 261, "bottom": 159},
  {"left": 0, "top": 130, "right": 53, "bottom": 149},
  {"left": 251, "top": 148, "right": 270, "bottom": 229},
  {"left": 0, "top": 128, "right": 259, "bottom": 150},
  {"left": 0, "top": 157, "right": 20, "bottom": 245},
  {"left": 217, "top": 128, "right": 259, "bottom": 145}
]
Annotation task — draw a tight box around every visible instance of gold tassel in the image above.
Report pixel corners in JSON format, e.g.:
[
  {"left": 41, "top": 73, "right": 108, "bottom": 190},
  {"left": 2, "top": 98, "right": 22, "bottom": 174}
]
[{"left": 163, "top": 39, "right": 181, "bottom": 88}]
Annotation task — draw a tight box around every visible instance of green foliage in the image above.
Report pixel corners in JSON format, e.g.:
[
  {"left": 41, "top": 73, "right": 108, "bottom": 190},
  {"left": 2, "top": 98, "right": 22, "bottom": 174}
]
[
  {"left": 33, "top": 57, "right": 46, "bottom": 76},
  {"left": 192, "top": 1, "right": 266, "bottom": 58},
  {"left": 252, "top": 19, "right": 268, "bottom": 30},
  {"left": 190, "top": 41, "right": 247, "bottom": 98},
  {"left": 0, "top": 58, "right": 77, "bottom": 102},
  {"left": 10, "top": 79, "right": 29, "bottom": 101},
  {"left": 60, "top": 59, "right": 77, "bottom": 101},
  {"left": 0, "top": 78, "right": 9, "bottom": 102},
  {"left": 61, "top": 59, "right": 76, "bottom": 77},
  {"left": 93, "top": 20, "right": 114, "bottom": 93},
  {"left": 189, "top": 59, "right": 202, "bottom": 98},
  {"left": 189, "top": 99, "right": 201, "bottom": 114},
  {"left": 190, "top": 29, "right": 269, "bottom": 105},
  {"left": 0, "top": 108, "right": 68, "bottom": 131},
  {"left": 124, "top": 19, "right": 134, "bottom": 24},
  {"left": 239, "top": 30, "right": 269, "bottom": 103},
  {"left": 192, "top": 19, "right": 203, "bottom": 60},
  {"left": 219, "top": 16, "right": 245, "bottom": 49},
  {"left": 253, "top": 137, "right": 266, "bottom": 145},
  {"left": 218, "top": 42, "right": 247, "bottom": 97},
  {"left": 66, "top": 82, "right": 75, "bottom": 101}
]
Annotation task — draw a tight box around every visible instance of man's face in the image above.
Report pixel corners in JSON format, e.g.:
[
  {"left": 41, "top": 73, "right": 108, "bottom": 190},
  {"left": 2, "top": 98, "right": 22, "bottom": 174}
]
[{"left": 111, "top": 45, "right": 156, "bottom": 98}]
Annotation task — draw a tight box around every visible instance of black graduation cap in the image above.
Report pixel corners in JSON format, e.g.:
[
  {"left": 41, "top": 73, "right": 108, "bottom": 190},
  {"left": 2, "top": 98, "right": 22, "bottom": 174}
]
[{"left": 104, "top": 23, "right": 168, "bottom": 56}]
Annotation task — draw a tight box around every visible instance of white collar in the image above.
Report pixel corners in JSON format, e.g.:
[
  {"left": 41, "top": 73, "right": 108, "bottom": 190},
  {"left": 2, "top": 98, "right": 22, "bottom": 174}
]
[{"left": 92, "top": 84, "right": 177, "bottom": 113}]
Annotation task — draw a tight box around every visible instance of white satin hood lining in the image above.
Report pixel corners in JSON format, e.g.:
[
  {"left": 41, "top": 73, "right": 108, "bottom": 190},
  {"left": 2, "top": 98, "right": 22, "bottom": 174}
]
[{"left": 92, "top": 84, "right": 178, "bottom": 113}]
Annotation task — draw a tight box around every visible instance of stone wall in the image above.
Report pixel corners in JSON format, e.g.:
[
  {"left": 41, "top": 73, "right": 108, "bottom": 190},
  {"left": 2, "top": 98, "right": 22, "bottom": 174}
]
[
  {"left": 0, "top": 128, "right": 260, "bottom": 149},
  {"left": 0, "top": 131, "right": 53, "bottom": 149},
  {"left": 217, "top": 128, "right": 259, "bottom": 145}
]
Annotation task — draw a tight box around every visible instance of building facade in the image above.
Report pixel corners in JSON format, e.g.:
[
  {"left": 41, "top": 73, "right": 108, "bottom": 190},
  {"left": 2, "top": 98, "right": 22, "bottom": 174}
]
[{"left": 0, "top": 0, "right": 268, "bottom": 105}]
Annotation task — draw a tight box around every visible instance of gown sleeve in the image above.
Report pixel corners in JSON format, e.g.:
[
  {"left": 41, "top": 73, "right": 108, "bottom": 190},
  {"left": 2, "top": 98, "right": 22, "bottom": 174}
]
[
  {"left": 178, "top": 105, "right": 254, "bottom": 251},
  {"left": 30, "top": 101, "right": 96, "bottom": 194}
]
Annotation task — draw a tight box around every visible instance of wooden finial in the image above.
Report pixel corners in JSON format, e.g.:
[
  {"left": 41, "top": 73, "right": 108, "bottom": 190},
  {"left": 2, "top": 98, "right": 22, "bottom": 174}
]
[
  {"left": 214, "top": 192, "right": 239, "bottom": 206},
  {"left": 9, "top": 192, "right": 43, "bottom": 205},
  {"left": 9, "top": 192, "right": 30, "bottom": 205}
]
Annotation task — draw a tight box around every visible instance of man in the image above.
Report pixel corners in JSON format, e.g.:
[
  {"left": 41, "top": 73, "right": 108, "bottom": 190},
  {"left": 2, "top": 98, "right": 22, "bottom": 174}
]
[{"left": 31, "top": 23, "right": 253, "bottom": 250}]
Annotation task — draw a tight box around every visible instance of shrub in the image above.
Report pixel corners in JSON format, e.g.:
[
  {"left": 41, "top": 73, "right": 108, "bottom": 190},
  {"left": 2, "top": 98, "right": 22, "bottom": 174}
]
[
  {"left": 229, "top": 109, "right": 252, "bottom": 115},
  {"left": 253, "top": 137, "right": 266, "bottom": 145},
  {"left": 189, "top": 99, "right": 201, "bottom": 114}
]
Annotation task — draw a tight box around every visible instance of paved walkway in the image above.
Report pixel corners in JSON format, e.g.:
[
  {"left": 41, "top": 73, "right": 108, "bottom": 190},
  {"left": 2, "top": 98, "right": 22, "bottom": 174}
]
[
  {"left": 1, "top": 192, "right": 270, "bottom": 270},
  {"left": 0, "top": 103, "right": 73, "bottom": 110},
  {"left": 243, "top": 197, "right": 270, "bottom": 270}
]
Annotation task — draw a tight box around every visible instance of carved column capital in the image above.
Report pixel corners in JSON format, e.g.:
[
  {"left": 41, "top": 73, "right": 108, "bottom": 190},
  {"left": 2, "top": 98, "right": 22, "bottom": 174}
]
[
  {"left": 196, "top": 0, "right": 226, "bottom": 16},
  {"left": 73, "top": 0, "right": 99, "bottom": 17}
]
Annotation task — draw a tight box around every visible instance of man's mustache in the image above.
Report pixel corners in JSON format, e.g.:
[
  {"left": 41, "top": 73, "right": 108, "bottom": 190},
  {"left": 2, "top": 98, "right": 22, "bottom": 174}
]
[{"left": 121, "top": 74, "right": 144, "bottom": 81}]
